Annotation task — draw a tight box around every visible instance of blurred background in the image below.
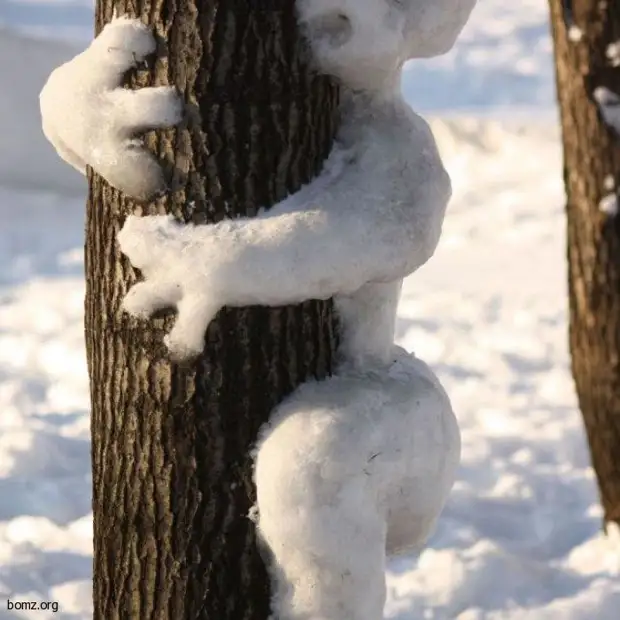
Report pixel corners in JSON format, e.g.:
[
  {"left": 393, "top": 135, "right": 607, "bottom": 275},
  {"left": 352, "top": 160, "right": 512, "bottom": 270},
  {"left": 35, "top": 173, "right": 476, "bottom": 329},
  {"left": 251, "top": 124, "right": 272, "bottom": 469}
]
[{"left": 1, "top": 1, "right": 618, "bottom": 618}]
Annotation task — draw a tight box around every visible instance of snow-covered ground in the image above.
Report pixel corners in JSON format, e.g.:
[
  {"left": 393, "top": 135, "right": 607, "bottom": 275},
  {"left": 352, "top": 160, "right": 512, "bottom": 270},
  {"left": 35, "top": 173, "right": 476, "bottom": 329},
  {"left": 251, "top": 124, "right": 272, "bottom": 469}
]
[{"left": 1, "top": 1, "right": 618, "bottom": 618}]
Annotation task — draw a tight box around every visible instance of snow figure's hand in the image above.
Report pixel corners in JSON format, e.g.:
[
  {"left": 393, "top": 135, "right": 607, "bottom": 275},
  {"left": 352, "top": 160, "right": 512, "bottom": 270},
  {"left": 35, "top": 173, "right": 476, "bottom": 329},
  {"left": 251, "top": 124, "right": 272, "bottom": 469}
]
[
  {"left": 39, "top": 15, "right": 184, "bottom": 200},
  {"left": 118, "top": 215, "right": 223, "bottom": 361}
]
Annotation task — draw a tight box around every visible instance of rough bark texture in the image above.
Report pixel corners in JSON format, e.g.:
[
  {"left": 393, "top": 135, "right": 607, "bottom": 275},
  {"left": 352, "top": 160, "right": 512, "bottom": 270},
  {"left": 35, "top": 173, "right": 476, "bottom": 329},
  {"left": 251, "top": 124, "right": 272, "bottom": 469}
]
[
  {"left": 549, "top": 0, "right": 620, "bottom": 527},
  {"left": 86, "top": 1, "right": 339, "bottom": 618}
]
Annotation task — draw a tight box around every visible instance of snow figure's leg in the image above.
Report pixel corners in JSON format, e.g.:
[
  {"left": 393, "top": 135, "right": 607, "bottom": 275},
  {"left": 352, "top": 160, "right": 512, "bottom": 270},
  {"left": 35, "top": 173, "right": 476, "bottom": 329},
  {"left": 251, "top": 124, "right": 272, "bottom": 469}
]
[
  {"left": 262, "top": 483, "right": 387, "bottom": 619},
  {"left": 271, "top": 503, "right": 387, "bottom": 620},
  {"left": 254, "top": 353, "right": 460, "bottom": 619},
  {"left": 255, "top": 391, "right": 387, "bottom": 620}
]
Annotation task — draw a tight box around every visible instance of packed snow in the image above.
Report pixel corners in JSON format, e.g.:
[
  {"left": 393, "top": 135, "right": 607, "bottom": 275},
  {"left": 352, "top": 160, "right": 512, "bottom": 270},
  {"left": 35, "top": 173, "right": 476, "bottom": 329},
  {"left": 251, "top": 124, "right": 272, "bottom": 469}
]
[
  {"left": 39, "top": 16, "right": 183, "bottom": 200},
  {"left": 1, "top": 1, "right": 620, "bottom": 619},
  {"left": 606, "top": 41, "right": 620, "bottom": 68},
  {"left": 593, "top": 86, "right": 620, "bottom": 137}
]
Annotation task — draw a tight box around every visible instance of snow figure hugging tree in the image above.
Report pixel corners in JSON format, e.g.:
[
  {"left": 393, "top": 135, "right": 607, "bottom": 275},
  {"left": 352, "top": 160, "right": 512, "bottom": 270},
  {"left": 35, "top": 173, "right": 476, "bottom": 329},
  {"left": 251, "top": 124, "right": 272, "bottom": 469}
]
[{"left": 40, "top": 1, "right": 477, "bottom": 618}]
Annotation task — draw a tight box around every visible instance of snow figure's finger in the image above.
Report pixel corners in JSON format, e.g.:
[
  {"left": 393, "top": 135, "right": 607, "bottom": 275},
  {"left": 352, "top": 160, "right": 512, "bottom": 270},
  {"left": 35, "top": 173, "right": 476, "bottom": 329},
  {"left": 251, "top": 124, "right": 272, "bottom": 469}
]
[
  {"left": 95, "top": 143, "right": 169, "bottom": 201},
  {"left": 117, "top": 214, "right": 177, "bottom": 271},
  {"left": 164, "top": 294, "right": 220, "bottom": 361},
  {"left": 106, "top": 86, "right": 184, "bottom": 138},
  {"left": 122, "top": 280, "right": 182, "bottom": 318},
  {"left": 91, "top": 16, "right": 156, "bottom": 78}
]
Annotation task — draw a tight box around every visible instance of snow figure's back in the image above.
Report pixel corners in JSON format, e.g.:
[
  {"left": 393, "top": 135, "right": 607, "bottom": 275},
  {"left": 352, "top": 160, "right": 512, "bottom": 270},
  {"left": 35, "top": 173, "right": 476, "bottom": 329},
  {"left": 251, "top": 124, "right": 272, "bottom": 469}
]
[{"left": 38, "top": 1, "right": 477, "bottom": 618}]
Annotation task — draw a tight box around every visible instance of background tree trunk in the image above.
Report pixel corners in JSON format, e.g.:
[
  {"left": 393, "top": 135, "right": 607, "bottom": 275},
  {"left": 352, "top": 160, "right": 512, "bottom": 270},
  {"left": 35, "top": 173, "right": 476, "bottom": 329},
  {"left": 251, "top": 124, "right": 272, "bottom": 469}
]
[
  {"left": 549, "top": 0, "right": 620, "bottom": 527},
  {"left": 86, "top": 1, "right": 339, "bottom": 618}
]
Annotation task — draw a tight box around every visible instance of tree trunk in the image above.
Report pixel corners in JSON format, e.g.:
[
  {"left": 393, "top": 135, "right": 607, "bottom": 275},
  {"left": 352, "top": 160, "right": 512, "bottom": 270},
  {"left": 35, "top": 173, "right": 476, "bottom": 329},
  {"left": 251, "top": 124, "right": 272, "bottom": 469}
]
[
  {"left": 86, "top": 1, "right": 339, "bottom": 618},
  {"left": 549, "top": 0, "right": 620, "bottom": 527}
]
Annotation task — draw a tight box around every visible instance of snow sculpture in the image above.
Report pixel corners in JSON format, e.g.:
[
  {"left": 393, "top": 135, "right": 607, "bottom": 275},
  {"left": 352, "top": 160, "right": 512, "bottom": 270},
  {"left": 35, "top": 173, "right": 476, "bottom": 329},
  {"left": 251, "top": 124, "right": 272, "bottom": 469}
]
[{"left": 40, "top": 1, "right": 477, "bottom": 618}]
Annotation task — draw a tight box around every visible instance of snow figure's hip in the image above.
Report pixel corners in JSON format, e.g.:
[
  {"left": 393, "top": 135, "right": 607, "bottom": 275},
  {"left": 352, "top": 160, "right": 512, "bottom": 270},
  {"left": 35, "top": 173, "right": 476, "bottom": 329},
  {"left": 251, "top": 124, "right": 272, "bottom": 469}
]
[{"left": 254, "top": 348, "right": 460, "bottom": 556}]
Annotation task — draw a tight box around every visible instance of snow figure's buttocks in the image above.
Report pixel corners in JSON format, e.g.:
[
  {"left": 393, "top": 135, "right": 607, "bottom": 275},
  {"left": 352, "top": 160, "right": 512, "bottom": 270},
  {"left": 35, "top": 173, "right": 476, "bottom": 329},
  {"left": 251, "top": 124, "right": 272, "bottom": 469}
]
[{"left": 39, "top": 1, "right": 477, "bottom": 618}]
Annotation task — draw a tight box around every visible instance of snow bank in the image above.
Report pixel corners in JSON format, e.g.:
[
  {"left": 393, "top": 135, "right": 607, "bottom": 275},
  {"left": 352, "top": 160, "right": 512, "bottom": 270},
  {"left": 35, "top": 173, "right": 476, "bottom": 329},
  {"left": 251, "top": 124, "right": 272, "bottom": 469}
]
[{"left": 3, "top": 116, "right": 620, "bottom": 619}]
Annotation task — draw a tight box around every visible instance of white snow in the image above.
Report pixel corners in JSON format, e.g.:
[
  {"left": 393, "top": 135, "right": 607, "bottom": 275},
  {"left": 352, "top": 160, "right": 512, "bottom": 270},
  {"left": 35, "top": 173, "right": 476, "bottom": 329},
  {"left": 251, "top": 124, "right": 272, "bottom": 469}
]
[
  {"left": 593, "top": 86, "right": 620, "bottom": 135},
  {"left": 296, "top": 0, "right": 476, "bottom": 90},
  {"left": 568, "top": 26, "right": 583, "bottom": 43},
  {"left": 39, "top": 15, "right": 183, "bottom": 199},
  {"left": 255, "top": 347, "right": 459, "bottom": 619},
  {"left": 2, "top": 1, "right": 620, "bottom": 619},
  {"left": 599, "top": 193, "right": 618, "bottom": 217},
  {"left": 606, "top": 41, "right": 620, "bottom": 67},
  {"left": 401, "top": 0, "right": 555, "bottom": 115},
  {"left": 604, "top": 175, "right": 615, "bottom": 191}
]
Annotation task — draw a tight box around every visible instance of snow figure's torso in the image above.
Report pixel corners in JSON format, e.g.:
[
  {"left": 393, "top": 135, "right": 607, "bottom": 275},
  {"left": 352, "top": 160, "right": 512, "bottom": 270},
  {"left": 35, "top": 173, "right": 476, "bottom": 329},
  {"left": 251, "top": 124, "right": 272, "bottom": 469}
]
[
  {"left": 331, "top": 87, "right": 450, "bottom": 367},
  {"left": 335, "top": 280, "right": 402, "bottom": 367}
]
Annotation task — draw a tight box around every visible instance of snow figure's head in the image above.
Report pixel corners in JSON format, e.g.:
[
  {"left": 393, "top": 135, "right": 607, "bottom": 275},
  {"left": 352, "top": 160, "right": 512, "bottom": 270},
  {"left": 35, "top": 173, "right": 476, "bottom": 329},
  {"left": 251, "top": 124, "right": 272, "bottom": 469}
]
[{"left": 297, "top": 0, "right": 476, "bottom": 91}]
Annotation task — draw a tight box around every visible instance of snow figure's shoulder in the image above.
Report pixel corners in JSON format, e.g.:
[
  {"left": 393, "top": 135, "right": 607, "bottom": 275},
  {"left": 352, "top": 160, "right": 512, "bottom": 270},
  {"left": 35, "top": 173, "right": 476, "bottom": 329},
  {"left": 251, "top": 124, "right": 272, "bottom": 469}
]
[
  {"left": 39, "top": 15, "right": 183, "bottom": 199},
  {"left": 339, "top": 91, "right": 444, "bottom": 167},
  {"left": 336, "top": 91, "right": 452, "bottom": 258}
]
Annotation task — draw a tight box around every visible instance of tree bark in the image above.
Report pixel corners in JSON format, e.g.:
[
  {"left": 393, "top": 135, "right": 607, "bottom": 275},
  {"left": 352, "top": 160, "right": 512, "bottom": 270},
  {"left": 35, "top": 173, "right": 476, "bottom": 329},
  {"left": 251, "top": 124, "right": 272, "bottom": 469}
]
[
  {"left": 549, "top": 0, "right": 620, "bottom": 527},
  {"left": 86, "top": 1, "right": 339, "bottom": 618}
]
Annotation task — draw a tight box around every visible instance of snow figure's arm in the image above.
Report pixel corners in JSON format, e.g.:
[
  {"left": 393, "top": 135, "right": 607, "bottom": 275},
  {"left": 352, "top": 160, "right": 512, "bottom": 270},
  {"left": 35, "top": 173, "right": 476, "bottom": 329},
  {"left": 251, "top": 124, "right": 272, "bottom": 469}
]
[
  {"left": 39, "top": 16, "right": 183, "bottom": 200},
  {"left": 118, "top": 100, "right": 451, "bottom": 359}
]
